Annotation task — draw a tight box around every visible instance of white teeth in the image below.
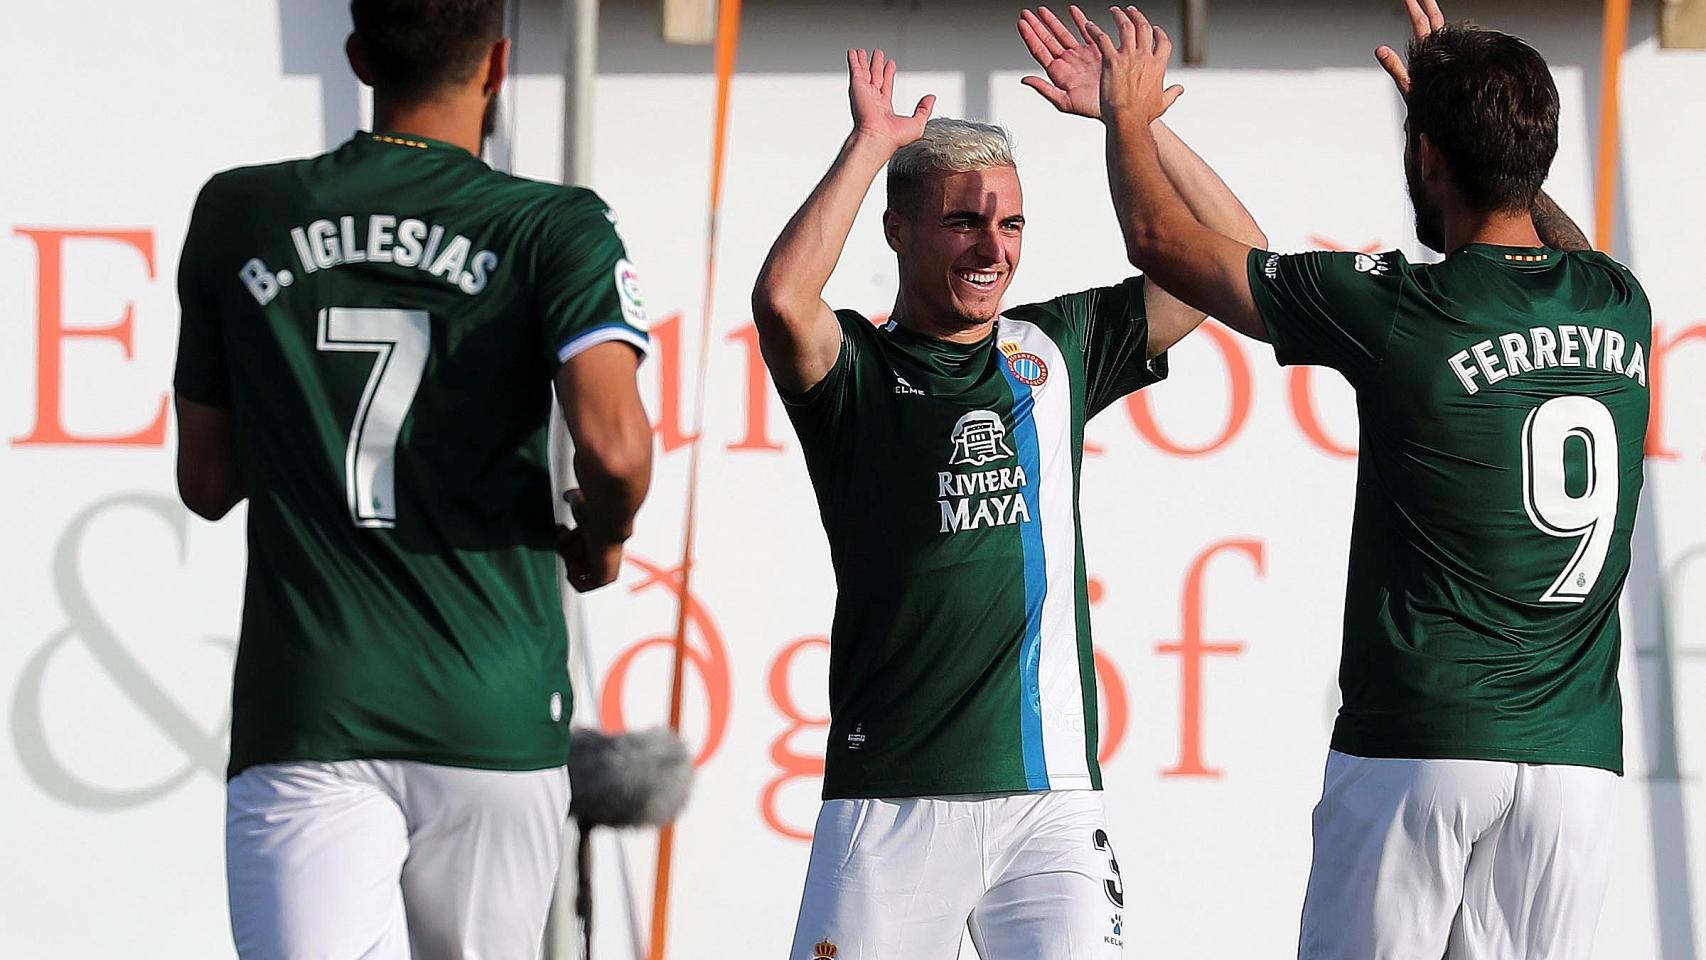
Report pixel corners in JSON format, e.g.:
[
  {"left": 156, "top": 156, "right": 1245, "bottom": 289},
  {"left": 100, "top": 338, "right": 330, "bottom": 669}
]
[{"left": 960, "top": 271, "right": 998, "bottom": 284}]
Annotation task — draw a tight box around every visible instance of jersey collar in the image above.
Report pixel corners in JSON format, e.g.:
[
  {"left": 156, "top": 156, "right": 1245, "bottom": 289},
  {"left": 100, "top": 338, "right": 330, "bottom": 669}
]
[{"left": 1455, "top": 243, "right": 1559, "bottom": 266}]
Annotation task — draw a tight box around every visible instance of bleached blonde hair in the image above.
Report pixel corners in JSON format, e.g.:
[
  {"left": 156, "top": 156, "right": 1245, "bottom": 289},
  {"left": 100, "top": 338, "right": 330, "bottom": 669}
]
[{"left": 886, "top": 118, "right": 1016, "bottom": 212}]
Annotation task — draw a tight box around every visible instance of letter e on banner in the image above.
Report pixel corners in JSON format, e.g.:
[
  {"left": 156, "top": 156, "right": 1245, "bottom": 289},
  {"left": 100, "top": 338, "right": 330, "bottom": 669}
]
[{"left": 12, "top": 228, "right": 166, "bottom": 446}]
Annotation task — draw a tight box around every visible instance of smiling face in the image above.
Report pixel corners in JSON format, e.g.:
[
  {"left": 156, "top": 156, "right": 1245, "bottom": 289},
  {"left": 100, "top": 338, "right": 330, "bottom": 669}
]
[{"left": 885, "top": 165, "right": 1025, "bottom": 332}]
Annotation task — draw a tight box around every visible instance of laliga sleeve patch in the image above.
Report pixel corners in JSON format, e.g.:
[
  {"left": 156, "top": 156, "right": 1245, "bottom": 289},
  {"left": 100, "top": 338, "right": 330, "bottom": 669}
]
[{"left": 614, "top": 258, "right": 649, "bottom": 331}]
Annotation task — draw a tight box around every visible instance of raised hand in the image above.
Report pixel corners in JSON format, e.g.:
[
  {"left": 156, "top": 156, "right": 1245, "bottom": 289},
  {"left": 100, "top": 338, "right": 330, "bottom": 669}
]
[
  {"left": 1018, "top": 5, "right": 1106, "bottom": 118},
  {"left": 1376, "top": 0, "right": 1447, "bottom": 95},
  {"left": 847, "top": 49, "right": 936, "bottom": 152},
  {"left": 1084, "top": 6, "right": 1184, "bottom": 125}
]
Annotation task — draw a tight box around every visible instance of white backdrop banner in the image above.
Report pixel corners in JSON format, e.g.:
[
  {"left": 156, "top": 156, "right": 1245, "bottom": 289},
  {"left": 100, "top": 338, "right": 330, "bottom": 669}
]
[{"left": 3, "top": 3, "right": 1702, "bottom": 958}]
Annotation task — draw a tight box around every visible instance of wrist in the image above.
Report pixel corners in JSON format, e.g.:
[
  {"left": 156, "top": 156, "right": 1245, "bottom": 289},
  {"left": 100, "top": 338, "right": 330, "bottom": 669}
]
[{"left": 845, "top": 128, "right": 903, "bottom": 161}]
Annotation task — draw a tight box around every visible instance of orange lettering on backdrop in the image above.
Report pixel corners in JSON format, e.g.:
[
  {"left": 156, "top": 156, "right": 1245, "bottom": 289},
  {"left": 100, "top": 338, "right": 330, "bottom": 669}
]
[
  {"left": 724, "top": 325, "right": 785, "bottom": 452},
  {"left": 1288, "top": 366, "right": 1357, "bottom": 458},
  {"left": 1125, "top": 322, "right": 1252, "bottom": 456},
  {"left": 649, "top": 312, "right": 698, "bottom": 453},
  {"left": 1156, "top": 538, "right": 1265, "bottom": 779},
  {"left": 1646, "top": 321, "right": 1706, "bottom": 461},
  {"left": 599, "top": 554, "right": 731, "bottom": 766},
  {"left": 761, "top": 636, "right": 830, "bottom": 841},
  {"left": 11, "top": 227, "right": 166, "bottom": 447}
]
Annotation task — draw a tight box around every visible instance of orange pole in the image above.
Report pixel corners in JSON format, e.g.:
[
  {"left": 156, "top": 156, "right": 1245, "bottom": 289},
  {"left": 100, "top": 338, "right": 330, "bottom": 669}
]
[
  {"left": 648, "top": 2, "right": 743, "bottom": 959},
  {"left": 1595, "top": 0, "right": 1631, "bottom": 251}
]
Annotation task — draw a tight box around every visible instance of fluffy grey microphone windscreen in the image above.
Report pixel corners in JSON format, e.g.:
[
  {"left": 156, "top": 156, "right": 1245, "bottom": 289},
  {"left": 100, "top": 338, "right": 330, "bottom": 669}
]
[{"left": 568, "top": 726, "right": 695, "bottom": 828}]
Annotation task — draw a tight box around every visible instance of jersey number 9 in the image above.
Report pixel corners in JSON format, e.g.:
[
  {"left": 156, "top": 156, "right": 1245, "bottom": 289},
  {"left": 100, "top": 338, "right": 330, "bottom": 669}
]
[{"left": 1520, "top": 395, "right": 1620, "bottom": 604}]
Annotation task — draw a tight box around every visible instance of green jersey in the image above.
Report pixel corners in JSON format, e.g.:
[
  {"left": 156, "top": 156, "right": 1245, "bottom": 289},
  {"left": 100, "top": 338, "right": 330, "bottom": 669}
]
[
  {"left": 173, "top": 132, "right": 649, "bottom": 779},
  {"left": 782, "top": 279, "right": 1167, "bottom": 799},
  {"left": 1247, "top": 245, "right": 1650, "bottom": 773}
]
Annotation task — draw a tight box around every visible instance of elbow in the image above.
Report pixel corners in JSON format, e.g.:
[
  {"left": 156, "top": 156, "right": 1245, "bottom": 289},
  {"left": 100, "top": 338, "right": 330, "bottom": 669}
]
[
  {"left": 580, "top": 421, "right": 654, "bottom": 501},
  {"left": 1123, "top": 225, "right": 1167, "bottom": 270},
  {"left": 178, "top": 477, "right": 238, "bottom": 522}
]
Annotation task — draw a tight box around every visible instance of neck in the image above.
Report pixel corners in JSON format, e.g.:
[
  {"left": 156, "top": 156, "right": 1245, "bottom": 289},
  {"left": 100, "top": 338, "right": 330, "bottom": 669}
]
[
  {"left": 890, "top": 289, "right": 995, "bottom": 345},
  {"left": 1443, "top": 201, "right": 1543, "bottom": 253},
  {"left": 372, "top": 93, "right": 486, "bottom": 156}
]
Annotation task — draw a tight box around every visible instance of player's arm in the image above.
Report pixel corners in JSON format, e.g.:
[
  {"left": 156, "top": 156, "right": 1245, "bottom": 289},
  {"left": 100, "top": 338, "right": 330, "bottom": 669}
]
[
  {"left": 173, "top": 180, "right": 245, "bottom": 521},
  {"left": 751, "top": 50, "right": 935, "bottom": 394},
  {"left": 1531, "top": 191, "right": 1592, "bottom": 252},
  {"left": 1019, "top": 5, "right": 1267, "bottom": 356},
  {"left": 175, "top": 397, "right": 244, "bottom": 521},
  {"left": 553, "top": 342, "right": 651, "bottom": 591}
]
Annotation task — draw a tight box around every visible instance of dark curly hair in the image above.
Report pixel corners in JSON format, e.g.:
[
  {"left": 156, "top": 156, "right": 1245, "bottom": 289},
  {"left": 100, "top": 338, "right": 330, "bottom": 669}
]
[
  {"left": 350, "top": 0, "right": 504, "bottom": 102},
  {"left": 1405, "top": 25, "right": 1560, "bottom": 213}
]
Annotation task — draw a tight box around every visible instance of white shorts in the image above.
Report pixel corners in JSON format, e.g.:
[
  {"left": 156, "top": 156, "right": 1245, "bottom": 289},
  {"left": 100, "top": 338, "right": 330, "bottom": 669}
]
[
  {"left": 788, "top": 790, "right": 1126, "bottom": 960},
  {"left": 1298, "top": 749, "right": 1620, "bottom": 960},
  {"left": 226, "top": 759, "right": 570, "bottom": 960}
]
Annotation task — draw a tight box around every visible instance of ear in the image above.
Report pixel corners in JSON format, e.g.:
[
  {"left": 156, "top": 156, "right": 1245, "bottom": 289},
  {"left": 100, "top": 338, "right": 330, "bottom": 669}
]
[
  {"left": 345, "top": 33, "right": 375, "bottom": 87},
  {"left": 482, "top": 37, "right": 511, "bottom": 96},
  {"left": 1418, "top": 133, "right": 1446, "bottom": 184},
  {"left": 882, "top": 208, "right": 905, "bottom": 254}
]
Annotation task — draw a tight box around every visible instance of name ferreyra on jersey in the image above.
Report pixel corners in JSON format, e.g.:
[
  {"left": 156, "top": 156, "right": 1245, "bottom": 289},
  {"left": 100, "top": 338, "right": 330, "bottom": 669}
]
[{"left": 1247, "top": 244, "right": 1650, "bottom": 773}]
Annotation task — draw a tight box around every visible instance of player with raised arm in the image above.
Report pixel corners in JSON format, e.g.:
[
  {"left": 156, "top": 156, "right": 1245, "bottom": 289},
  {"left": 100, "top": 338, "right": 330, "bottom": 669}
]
[
  {"left": 172, "top": 1, "right": 652, "bottom": 956},
  {"left": 1082, "top": 2, "right": 1650, "bottom": 956},
  {"left": 752, "top": 34, "right": 1264, "bottom": 959}
]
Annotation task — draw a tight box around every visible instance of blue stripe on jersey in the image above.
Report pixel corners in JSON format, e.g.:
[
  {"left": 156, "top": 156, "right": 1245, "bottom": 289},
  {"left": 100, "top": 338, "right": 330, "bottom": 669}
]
[{"left": 1000, "top": 362, "right": 1050, "bottom": 790}]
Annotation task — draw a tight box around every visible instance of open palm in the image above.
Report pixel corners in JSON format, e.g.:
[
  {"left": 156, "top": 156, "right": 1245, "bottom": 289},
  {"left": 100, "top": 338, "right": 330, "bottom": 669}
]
[
  {"left": 1019, "top": 5, "right": 1105, "bottom": 118},
  {"left": 848, "top": 49, "right": 935, "bottom": 151}
]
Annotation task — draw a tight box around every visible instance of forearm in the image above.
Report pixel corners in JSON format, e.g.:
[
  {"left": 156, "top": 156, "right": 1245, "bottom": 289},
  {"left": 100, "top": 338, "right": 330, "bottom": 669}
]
[
  {"left": 1153, "top": 121, "right": 1267, "bottom": 248},
  {"left": 1532, "top": 190, "right": 1592, "bottom": 252},
  {"left": 572, "top": 434, "right": 651, "bottom": 544},
  {"left": 753, "top": 133, "right": 893, "bottom": 319}
]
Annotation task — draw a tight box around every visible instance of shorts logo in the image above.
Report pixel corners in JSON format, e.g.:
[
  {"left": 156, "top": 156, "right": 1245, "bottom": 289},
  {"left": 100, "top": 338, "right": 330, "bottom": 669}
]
[
  {"left": 812, "top": 939, "right": 838, "bottom": 959},
  {"left": 948, "top": 410, "right": 1014, "bottom": 467},
  {"left": 1000, "top": 342, "right": 1048, "bottom": 386},
  {"left": 614, "top": 258, "right": 649, "bottom": 331},
  {"left": 1355, "top": 253, "right": 1390, "bottom": 275}
]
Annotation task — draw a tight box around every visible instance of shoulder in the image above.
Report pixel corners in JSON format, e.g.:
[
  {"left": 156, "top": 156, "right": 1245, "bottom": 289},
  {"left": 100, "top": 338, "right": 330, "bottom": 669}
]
[
  {"left": 1005, "top": 276, "right": 1147, "bottom": 328},
  {"left": 193, "top": 154, "right": 320, "bottom": 210}
]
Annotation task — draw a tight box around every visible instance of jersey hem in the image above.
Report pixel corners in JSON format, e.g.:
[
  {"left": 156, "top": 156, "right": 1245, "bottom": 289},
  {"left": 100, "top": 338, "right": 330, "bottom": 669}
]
[
  {"left": 227, "top": 745, "right": 573, "bottom": 781},
  {"left": 821, "top": 773, "right": 1098, "bottom": 800},
  {"left": 555, "top": 322, "right": 650, "bottom": 366},
  {"left": 1328, "top": 735, "right": 1623, "bottom": 776}
]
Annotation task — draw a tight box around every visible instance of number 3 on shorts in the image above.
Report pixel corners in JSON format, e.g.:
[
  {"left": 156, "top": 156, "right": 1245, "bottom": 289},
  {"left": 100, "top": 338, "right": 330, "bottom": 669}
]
[
  {"left": 316, "top": 307, "right": 431, "bottom": 529},
  {"left": 1093, "top": 829, "right": 1124, "bottom": 908},
  {"left": 1521, "top": 395, "right": 1619, "bottom": 604}
]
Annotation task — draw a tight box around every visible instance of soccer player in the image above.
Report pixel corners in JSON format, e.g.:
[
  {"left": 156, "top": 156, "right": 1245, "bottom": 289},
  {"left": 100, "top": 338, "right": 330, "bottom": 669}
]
[
  {"left": 1083, "top": 2, "right": 1650, "bottom": 957},
  {"left": 751, "top": 36, "right": 1264, "bottom": 957},
  {"left": 171, "top": 1, "right": 652, "bottom": 956}
]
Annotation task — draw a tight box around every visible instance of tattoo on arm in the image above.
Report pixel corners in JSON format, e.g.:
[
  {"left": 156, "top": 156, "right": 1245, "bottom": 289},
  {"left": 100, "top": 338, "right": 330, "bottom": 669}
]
[{"left": 1532, "top": 191, "right": 1593, "bottom": 252}]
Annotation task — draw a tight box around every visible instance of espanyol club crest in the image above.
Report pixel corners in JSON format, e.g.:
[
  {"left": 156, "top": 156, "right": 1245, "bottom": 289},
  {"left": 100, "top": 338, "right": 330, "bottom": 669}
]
[{"left": 999, "top": 340, "right": 1048, "bottom": 386}]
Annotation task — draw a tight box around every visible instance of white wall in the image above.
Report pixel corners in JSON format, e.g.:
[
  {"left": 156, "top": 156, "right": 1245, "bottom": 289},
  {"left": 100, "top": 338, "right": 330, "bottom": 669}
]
[{"left": 2, "top": 1, "right": 1702, "bottom": 957}]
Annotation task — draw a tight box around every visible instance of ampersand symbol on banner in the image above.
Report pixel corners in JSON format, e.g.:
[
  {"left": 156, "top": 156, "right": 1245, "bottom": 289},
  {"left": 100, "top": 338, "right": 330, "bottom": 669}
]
[{"left": 11, "top": 494, "right": 232, "bottom": 808}]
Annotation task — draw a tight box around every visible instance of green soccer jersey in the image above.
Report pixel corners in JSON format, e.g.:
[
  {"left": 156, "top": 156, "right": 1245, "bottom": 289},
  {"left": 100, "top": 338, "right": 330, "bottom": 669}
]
[
  {"left": 173, "top": 131, "right": 649, "bottom": 779},
  {"left": 782, "top": 278, "right": 1167, "bottom": 799},
  {"left": 1247, "top": 245, "right": 1650, "bottom": 773}
]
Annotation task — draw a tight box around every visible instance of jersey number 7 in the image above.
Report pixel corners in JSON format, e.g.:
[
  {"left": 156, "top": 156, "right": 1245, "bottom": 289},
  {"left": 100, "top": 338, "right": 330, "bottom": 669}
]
[
  {"left": 315, "top": 307, "right": 431, "bottom": 529},
  {"left": 1521, "top": 395, "right": 1619, "bottom": 604}
]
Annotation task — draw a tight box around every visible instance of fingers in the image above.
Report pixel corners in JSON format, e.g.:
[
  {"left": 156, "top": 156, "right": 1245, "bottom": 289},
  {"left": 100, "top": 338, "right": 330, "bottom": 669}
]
[
  {"left": 1421, "top": 0, "right": 1446, "bottom": 30},
  {"left": 1403, "top": 0, "right": 1430, "bottom": 40},
  {"left": 848, "top": 48, "right": 864, "bottom": 84},
  {"left": 1037, "top": 6, "right": 1080, "bottom": 49},
  {"left": 1019, "top": 15, "right": 1056, "bottom": 66},
  {"left": 1153, "top": 22, "right": 1173, "bottom": 64},
  {"left": 871, "top": 48, "right": 886, "bottom": 87},
  {"left": 1068, "top": 4, "right": 1095, "bottom": 44},
  {"left": 1083, "top": 16, "right": 1119, "bottom": 59},
  {"left": 883, "top": 56, "right": 897, "bottom": 96},
  {"left": 1375, "top": 44, "right": 1411, "bottom": 94},
  {"left": 1124, "top": 6, "right": 1154, "bottom": 51},
  {"left": 1110, "top": 5, "right": 1137, "bottom": 50},
  {"left": 912, "top": 94, "right": 937, "bottom": 121},
  {"left": 1160, "top": 83, "right": 1185, "bottom": 113},
  {"left": 1021, "top": 75, "right": 1074, "bottom": 112}
]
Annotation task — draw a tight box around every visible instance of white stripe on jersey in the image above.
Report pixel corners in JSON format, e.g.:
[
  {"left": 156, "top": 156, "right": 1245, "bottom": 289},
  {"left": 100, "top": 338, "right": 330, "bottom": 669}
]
[{"left": 999, "top": 315, "right": 1093, "bottom": 789}]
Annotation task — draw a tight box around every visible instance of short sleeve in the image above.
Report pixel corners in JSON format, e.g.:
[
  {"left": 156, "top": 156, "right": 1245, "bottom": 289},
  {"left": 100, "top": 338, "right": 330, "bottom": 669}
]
[
  {"left": 535, "top": 191, "right": 651, "bottom": 369},
  {"left": 1022, "top": 277, "right": 1168, "bottom": 417},
  {"left": 776, "top": 310, "right": 864, "bottom": 441},
  {"left": 1247, "top": 249, "right": 1409, "bottom": 383},
  {"left": 173, "top": 180, "right": 232, "bottom": 407}
]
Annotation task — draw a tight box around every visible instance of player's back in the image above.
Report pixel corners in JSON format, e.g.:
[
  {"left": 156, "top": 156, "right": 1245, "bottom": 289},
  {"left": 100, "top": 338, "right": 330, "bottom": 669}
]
[
  {"left": 1338, "top": 245, "right": 1650, "bottom": 771},
  {"left": 175, "top": 132, "right": 645, "bottom": 777}
]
